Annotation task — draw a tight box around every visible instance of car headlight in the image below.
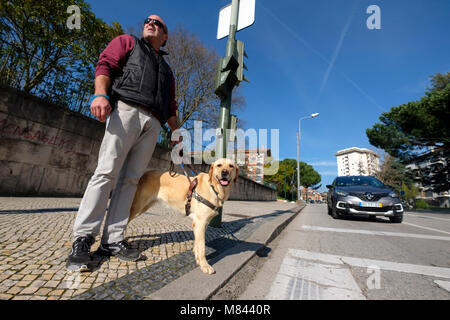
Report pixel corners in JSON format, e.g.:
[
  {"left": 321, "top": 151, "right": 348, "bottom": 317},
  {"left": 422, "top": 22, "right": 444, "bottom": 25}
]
[
  {"left": 336, "top": 191, "right": 349, "bottom": 197},
  {"left": 389, "top": 192, "right": 397, "bottom": 198}
]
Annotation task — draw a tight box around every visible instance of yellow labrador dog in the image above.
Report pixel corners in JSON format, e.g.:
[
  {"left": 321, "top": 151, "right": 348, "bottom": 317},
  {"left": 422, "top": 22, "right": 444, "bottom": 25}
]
[{"left": 129, "top": 158, "right": 238, "bottom": 274}]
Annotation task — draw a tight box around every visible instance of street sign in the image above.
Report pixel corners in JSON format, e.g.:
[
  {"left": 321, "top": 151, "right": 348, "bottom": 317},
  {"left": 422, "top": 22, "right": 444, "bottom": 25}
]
[{"left": 217, "top": 0, "right": 255, "bottom": 39}]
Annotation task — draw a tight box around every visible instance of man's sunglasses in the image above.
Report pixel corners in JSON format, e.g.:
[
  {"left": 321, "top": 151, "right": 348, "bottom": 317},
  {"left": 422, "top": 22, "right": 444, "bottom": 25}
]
[{"left": 144, "top": 18, "right": 167, "bottom": 33}]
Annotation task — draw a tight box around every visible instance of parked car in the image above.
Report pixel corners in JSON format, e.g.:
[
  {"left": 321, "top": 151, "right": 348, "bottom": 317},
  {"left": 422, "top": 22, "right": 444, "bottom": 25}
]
[{"left": 326, "top": 176, "right": 404, "bottom": 223}]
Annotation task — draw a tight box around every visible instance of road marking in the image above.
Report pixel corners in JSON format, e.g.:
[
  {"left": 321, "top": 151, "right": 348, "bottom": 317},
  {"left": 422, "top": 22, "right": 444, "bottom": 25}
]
[
  {"left": 406, "top": 214, "right": 450, "bottom": 222},
  {"left": 288, "top": 249, "right": 450, "bottom": 279},
  {"left": 434, "top": 280, "right": 450, "bottom": 293},
  {"left": 402, "top": 222, "right": 450, "bottom": 235},
  {"left": 267, "top": 248, "right": 450, "bottom": 300},
  {"left": 266, "top": 250, "right": 366, "bottom": 300},
  {"left": 301, "top": 225, "right": 450, "bottom": 241}
]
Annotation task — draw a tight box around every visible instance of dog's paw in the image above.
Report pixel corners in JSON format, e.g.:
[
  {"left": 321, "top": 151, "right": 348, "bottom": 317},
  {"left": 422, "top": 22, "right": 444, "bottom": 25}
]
[{"left": 200, "top": 264, "right": 215, "bottom": 275}]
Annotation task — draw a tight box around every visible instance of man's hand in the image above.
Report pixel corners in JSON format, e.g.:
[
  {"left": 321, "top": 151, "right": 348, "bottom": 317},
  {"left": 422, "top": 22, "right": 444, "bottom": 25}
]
[
  {"left": 167, "top": 116, "right": 180, "bottom": 148},
  {"left": 91, "top": 75, "right": 112, "bottom": 122},
  {"left": 170, "top": 135, "right": 182, "bottom": 148},
  {"left": 90, "top": 96, "right": 111, "bottom": 122}
]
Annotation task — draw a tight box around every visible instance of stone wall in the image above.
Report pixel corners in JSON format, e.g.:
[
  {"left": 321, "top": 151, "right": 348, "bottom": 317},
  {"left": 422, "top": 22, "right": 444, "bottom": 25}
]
[{"left": 0, "top": 86, "right": 276, "bottom": 200}]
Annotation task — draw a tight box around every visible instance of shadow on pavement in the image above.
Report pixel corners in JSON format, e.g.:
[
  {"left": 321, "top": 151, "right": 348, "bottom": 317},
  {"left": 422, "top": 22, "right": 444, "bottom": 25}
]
[{"left": 0, "top": 207, "right": 79, "bottom": 214}]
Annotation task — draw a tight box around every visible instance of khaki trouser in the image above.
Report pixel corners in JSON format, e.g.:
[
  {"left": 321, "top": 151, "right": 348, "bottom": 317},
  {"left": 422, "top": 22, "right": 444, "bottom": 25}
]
[{"left": 73, "top": 100, "right": 161, "bottom": 244}]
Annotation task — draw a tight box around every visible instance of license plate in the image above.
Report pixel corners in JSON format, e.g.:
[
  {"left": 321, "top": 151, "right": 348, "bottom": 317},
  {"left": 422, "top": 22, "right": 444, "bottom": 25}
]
[{"left": 360, "top": 202, "right": 382, "bottom": 208}]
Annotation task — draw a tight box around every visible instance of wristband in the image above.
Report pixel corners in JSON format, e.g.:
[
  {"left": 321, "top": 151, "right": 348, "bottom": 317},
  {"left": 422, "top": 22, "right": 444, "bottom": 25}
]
[{"left": 91, "top": 94, "right": 110, "bottom": 102}]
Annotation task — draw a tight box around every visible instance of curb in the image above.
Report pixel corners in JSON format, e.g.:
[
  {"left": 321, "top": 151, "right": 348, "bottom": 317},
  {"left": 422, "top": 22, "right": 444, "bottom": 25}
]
[{"left": 146, "top": 203, "right": 306, "bottom": 300}]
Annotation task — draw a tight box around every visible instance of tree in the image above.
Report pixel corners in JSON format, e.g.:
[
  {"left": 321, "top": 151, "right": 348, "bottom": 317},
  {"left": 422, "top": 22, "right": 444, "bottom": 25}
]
[
  {"left": 376, "top": 153, "right": 414, "bottom": 194},
  {"left": 366, "top": 72, "right": 450, "bottom": 192},
  {"left": 401, "top": 181, "right": 419, "bottom": 204},
  {"left": 0, "top": 0, "right": 123, "bottom": 114},
  {"left": 264, "top": 159, "right": 321, "bottom": 200}
]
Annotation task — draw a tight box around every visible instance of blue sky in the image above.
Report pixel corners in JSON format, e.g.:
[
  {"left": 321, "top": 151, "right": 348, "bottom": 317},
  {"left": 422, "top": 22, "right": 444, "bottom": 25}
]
[{"left": 86, "top": 0, "right": 450, "bottom": 191}]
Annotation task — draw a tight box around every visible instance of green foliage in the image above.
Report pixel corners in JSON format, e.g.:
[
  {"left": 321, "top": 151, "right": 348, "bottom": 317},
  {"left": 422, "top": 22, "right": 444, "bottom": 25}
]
[
  {"left": 264, "top": 158, "right": 321, "bottom": 200},
  {"left": 377, "top": 154, "right": 415, "bottom": 194},
  {"left": 367, "top": 72, "right": 450, "bottom": 192},
  {"left": 401, "top": 181, "right": 419, "bottom": 202},
  {"left": 415, "top": 199, "right": 431, "bottom": 210},
  {"left": 0, "top": 0, "right": 123, "bottom": 114}
]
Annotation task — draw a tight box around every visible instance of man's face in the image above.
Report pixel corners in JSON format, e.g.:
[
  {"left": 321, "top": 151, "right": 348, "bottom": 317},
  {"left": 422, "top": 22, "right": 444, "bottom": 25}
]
[{"left": 142, "top": 14, "right": 168, "bottom": 48}]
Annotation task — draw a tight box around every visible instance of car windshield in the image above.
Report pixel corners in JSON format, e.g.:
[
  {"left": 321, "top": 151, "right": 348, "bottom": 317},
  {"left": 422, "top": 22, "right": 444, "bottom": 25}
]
[{"left": 335, "top": 176, "right": 385, "bottom": 188}]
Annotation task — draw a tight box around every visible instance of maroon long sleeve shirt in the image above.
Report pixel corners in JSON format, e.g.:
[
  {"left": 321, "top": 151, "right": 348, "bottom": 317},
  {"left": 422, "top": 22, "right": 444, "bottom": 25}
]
[{"left": 95, "top": 34, "right": 177, "bottom": 125}]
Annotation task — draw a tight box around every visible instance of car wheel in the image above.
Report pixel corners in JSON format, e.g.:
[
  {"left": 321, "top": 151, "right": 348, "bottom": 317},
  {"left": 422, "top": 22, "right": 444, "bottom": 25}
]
[
  {"left": 331, "top": 204, "right": 340, "bottom": 219},
  {"left": 389, "top": 215, "right": 403, "bottom": 223}
]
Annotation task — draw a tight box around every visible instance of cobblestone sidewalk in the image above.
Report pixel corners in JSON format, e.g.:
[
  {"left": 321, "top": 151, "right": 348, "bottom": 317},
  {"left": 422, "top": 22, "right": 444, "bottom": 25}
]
[{"left": 0, "top": 197, "right": 298, "bottom": 300}]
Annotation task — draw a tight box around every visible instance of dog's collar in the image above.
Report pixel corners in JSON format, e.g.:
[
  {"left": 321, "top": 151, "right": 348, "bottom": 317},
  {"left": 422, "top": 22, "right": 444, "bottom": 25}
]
[
  {"left": 211, "top": 184, "right": 219, "bottom": 197},
  {"left": 211, "top": 184, "right": 227, "bottom": 201}
]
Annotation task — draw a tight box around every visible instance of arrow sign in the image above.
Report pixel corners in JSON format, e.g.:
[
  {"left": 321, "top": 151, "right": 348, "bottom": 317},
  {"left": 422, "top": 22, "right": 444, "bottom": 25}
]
[{"left": 217, "top": 0, "right": 255, "bottom": 40}]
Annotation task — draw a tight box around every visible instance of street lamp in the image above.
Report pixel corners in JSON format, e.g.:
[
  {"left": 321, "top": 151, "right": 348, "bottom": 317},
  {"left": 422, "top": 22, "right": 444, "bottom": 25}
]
[{"left": 297, "top": 113, "right": 319, "bottom": 202}]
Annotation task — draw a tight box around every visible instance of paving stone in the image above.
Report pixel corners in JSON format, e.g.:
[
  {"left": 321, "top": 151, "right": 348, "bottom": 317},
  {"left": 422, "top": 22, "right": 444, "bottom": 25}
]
[
  {"left": 12, "top": 295, "right": 32, "bottom": 300},
  {"left": 0, "top": 275, "right": 10, "bottom": 282},
  {"left": 43, "top": 280, "right": 60, "bottom": 288},
  {"left": 0, "top": 275, "right": 18, "bottom": 285},
  {"left": 20, "top": 286, "right": 39, "bottom": 295},
  {"left": 22, "top": 275, "right": 38, "bottom": 281},
  {"left": 15, "top": 280, "right": 31, "bottom": 287},
  {"left": 30, "top": 280, "right": 47, "bottom": 288},
  {"left": 0, "top": 293, "right": 13, "bottom": 300},
  {"left": 6, "top": 287, "right": 23, "bottom": 295},
  {"left": 35, "top": 288, "right": 52, "bottom": 295},
  {"left": 48, "top": 289, "right": 65, "bottom": 296}
]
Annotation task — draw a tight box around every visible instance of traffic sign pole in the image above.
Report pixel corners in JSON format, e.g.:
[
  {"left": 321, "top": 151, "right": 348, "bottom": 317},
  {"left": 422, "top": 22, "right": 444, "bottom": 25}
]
[
  {"left": 210, "top": 0, "right": 251, "bottom": 227},
  {"left": 210, "top": 0, "right": 239, "bottom": 228}
]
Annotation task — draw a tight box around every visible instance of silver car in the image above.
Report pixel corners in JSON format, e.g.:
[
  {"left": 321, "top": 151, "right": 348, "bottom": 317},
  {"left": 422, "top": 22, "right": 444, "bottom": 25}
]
[{"left": 326, "top": 176, "right": 404, "bottom": 223}]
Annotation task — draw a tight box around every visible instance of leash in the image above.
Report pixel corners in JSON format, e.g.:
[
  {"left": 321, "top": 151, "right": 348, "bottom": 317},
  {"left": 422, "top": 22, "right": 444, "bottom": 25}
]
[{"left": 168, "top": 136, "right": 221, "bottom": 216}]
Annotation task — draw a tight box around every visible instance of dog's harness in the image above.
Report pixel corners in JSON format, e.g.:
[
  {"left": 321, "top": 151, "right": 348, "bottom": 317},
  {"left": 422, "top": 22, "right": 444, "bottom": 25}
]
[{"left": 169, "top": 160, "right": 223, "bottom": 216}]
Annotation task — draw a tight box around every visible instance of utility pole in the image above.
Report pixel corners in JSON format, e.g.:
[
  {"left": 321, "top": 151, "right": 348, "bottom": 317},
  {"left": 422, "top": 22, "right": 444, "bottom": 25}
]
[
  {"left": 296, "top": 113, "right": 319, "bottom": 203},
  {"left": 296, "top": 131, "right": 300, "bottom": 201}
]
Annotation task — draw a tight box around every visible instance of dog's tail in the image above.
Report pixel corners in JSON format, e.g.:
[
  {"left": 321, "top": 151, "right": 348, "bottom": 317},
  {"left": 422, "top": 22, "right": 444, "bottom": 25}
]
[{"left": 129, "top": 171, "right": 160, "bottom": 221}]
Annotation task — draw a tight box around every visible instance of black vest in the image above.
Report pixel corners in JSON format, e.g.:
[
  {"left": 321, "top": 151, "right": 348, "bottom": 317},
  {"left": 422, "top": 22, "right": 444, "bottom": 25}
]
[{"left": 111, "top": 35, "right": 173, "bottom": 124}]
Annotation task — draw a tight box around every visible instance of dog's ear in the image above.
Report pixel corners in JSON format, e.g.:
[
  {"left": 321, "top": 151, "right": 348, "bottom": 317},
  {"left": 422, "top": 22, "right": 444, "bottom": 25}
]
[
  {"left": 234, "top": 166, "right": 239, "bottom": 183},
  {"left": 208, "top": 163, "right": 214, "bottom": 183}
]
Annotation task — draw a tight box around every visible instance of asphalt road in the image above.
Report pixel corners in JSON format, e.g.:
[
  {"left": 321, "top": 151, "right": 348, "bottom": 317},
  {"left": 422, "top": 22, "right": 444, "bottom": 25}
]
[{"left": 238, "top": 204, "right": 450, "bottom": 300}]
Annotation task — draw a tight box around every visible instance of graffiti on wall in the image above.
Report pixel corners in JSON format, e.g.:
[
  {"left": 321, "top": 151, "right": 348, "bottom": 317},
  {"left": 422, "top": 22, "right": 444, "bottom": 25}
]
[{"left": 0, "top": 118, "right": 76, "bottom": 155}]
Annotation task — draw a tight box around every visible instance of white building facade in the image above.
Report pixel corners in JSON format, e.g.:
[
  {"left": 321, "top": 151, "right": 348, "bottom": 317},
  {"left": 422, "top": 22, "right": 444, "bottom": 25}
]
[{"left": 335, "top": 147, "right": 380, "bottom": 176}]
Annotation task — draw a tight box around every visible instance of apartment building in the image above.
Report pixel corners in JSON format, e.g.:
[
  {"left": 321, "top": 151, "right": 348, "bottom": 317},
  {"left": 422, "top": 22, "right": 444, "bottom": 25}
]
[
  {"left": 405, "top": 148, "right": 450, "bottom": 208},
  {"left": 335, "top": 147, "right": 380, "bottom": 176},
  {"left": 227, "top": 148, "right": 270, "bottom": 184}
]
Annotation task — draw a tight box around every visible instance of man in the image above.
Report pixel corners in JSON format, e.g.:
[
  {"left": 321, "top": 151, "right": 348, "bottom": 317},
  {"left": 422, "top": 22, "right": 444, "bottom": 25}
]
[{"left": 67, "top": 14, "right": 178, "bottom": 271}]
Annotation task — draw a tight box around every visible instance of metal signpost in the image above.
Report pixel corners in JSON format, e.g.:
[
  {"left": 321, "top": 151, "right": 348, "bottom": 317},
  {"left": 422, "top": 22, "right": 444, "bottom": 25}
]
[{"left": 209, "top": 0, "right": 254, "bottom": 227}]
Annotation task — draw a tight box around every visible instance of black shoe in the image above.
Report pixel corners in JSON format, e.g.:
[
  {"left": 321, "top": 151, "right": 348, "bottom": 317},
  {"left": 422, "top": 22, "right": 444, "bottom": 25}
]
[
  {"left": 99, "top": 240, "right": 141, "bottom": 261},
  {"left": 66, "top": 235, "right": 95, "bottom": 272}
]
